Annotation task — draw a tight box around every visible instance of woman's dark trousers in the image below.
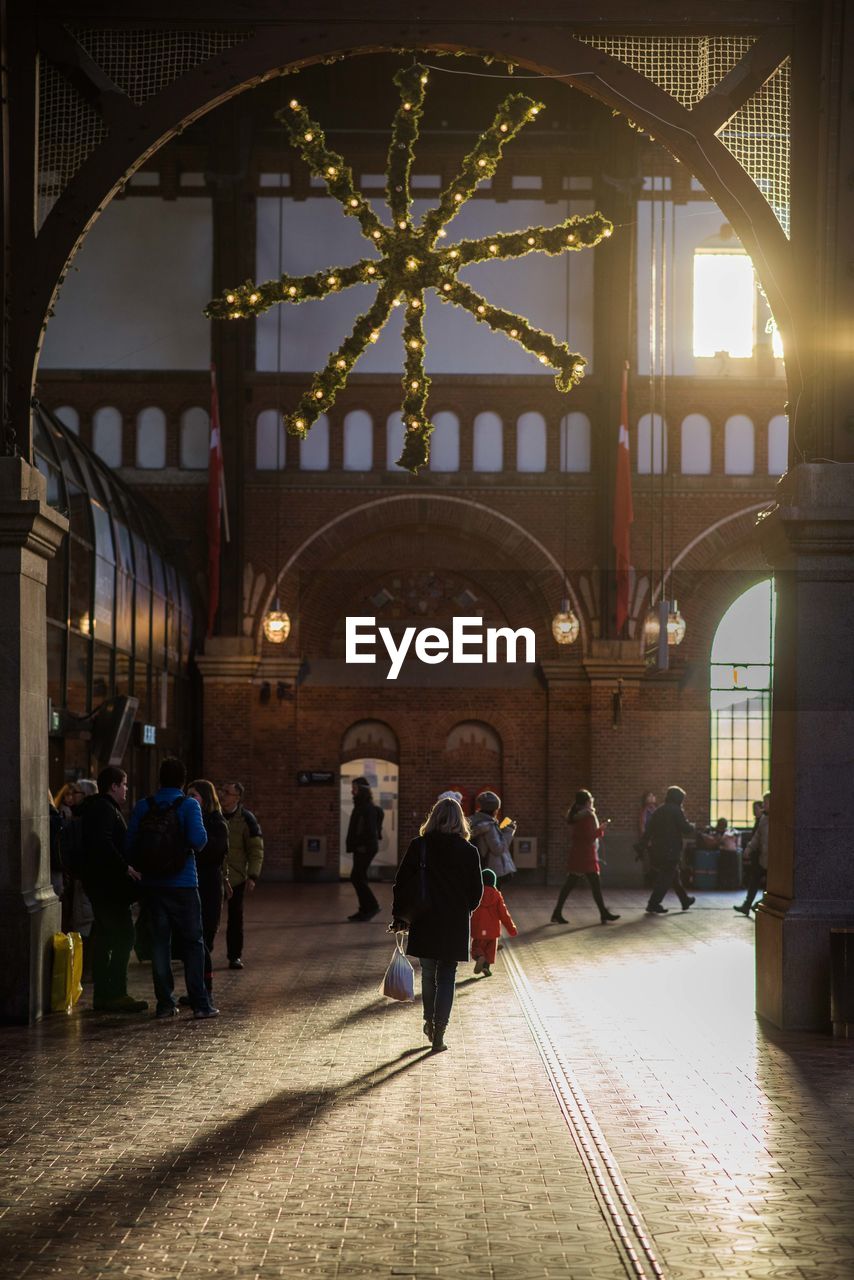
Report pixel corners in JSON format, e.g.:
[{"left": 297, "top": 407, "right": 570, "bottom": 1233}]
[
  {"left": 197, "top": 867, "right": 223, "bottom": 992},
  {"left": 420, "top": 958, "right": 458, "bottom": 1028},
  {"left": 554, "top": 872, "right": 609, "bottom": 918},
  {"left": 350, "top": 849, "right": 380, "bottom": 914}
]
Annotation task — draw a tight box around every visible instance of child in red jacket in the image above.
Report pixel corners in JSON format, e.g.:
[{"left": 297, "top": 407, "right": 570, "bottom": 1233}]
[{"left": 470, "top": 869, "right": 517, "bottom": 976}]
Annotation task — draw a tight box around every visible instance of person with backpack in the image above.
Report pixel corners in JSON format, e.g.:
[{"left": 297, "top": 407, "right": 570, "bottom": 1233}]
[
  {"left": 345, "top": 776, "right": 384, "bottom": 921},
  {"left": 78, "top": 766, "right": 146, "bottom": 1014},
  {"left": 126, "top": 757, "right": 217, "bottom": 1019},
  {"left": 219, "top": 780, "right": 264, "bottom": 968}
]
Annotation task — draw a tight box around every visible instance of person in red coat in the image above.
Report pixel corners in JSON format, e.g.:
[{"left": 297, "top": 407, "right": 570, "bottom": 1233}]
[
  {"left": 471, "top": 869, "right": 517, "bottom": 975},
  {"left": 550, "top": 789, "right": 620, "bottom": 925}
]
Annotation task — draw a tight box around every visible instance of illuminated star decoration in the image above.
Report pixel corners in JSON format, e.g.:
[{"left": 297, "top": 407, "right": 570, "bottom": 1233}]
[{"left": 206, "top": 64, "right": 614, "bottom": 473}]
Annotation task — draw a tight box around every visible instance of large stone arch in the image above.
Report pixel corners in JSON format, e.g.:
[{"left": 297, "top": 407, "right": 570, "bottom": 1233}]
[
  {"left": 16, "top": 17, "right": 796, "bottom": 454},
  {"left": 253, "top": 491, "right": 586, "bottom": 653}
]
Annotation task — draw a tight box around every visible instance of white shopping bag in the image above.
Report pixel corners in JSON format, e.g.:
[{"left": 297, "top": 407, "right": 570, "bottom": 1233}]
[{"left": 381, "top": 931, "right": 414, "bottom": 1001}]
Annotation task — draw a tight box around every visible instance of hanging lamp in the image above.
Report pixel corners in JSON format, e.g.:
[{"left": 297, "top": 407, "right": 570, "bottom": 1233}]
[
  {"left": 551, "top": 598, "right": 580, "bottom": 646},
  {"left": 666, "top": 600, "right": 686, "bottom": 646},
  {"left": 261, "top": 121, "right": 292, "bottom": 649}
]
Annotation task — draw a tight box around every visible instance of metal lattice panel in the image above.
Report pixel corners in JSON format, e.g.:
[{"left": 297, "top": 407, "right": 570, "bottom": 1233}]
[
  {"left": 577, "top": 34, "right": 789, "bottom": 237},
  {"left": 577, "top": 34, "right": 755, "bottom": 109},
  {"left": 68, "top": 26, "right": 253, "bottom": 105},
  {"left": 37, "top": 27, "right": 253, "bottom": 231},
  {"left": 716, "top": 59, "right": 790, "bottom": 236},
  {"left": 37, "top": 57, "right": 109, "bottom": 230}
]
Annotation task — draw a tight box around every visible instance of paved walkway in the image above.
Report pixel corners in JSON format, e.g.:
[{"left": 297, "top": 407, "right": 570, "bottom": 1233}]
[{"left": 1, "top": 885, "right": 853, "bottom": 1279}]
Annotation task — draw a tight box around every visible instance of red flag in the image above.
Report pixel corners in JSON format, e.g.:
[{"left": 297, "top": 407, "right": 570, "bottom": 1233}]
[
  {"left": 613, "top": 362, "right": 634, "bottom": 635},
  {"left": 206, "top": 365, "right": 225, "bottom": 636}
]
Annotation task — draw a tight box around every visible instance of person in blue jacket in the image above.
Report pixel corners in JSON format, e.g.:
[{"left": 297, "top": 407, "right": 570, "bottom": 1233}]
[{"left": 126, "top": 756, "right": 217, "bottom": 1019}]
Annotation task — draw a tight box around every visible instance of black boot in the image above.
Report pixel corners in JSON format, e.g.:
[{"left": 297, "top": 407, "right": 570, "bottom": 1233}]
[
  {"left": 588, "top": 874, "right": 620, "bottom": 923},
  {"left": 423, "top": 1018, "right": 434, "bottom": 1042},
  {"left": 431, "top": 1023, "right": 448, "bottom": 1053},
  {"left": 551, "top": 877, "right": 574, "bottom": 923}
]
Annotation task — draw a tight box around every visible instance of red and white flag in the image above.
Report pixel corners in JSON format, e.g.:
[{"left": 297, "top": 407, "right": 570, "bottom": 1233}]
[
  {"left": 612, "top": 362, "right": 634, "bottom": 635},
  {"left": 206, "top": 365, "right": 229, "bottom": 637}
]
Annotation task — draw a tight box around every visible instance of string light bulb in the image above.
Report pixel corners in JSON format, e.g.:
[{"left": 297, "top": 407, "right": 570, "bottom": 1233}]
[
  {"left": 289, "top": 99, "right": 299, "bottom": 110},
  {"left": 226, "top": 293, "right": 235, "bottom": 304}
]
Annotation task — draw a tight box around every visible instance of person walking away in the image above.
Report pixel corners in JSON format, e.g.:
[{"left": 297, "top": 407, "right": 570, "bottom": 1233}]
[
  {"left": 468, "top": 791, "right": 517, "bottom": 884},
  {"left": 126, "top": 757, "right": 217, "bottom": 1019},
  {"left": 78, "top": 767, "right": 147, "bottom": 1013},
  {"left": 346, "top": 776, "right": 383, "bottom": 921},
  {"left": 391, "top": 797, "right": 483, "bottom": 1053},
  {"left": 551, "top": 789, "right": 621, "bottom": 924},
  {"left": 219, "top": 780, "right": 264, "bottom": 967},
  {"left": 185, "top": 780, "right": 230, "bottom": 996},
  {"left": 471, "top": 868, "right": 517, "bottom": 975},
  {"left": 734, "top": 792, "right": 770, "bottom": 915},
  {"left": 642, "top": 785, "right": 697, "bottom": 915}
]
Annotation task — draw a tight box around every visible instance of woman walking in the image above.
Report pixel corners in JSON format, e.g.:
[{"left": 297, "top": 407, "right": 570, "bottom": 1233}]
[
  {"left": 186, "top": 779, "right": 230, "bottom": 994},
  {"left": 392, "top": 797, "right": 483, "bottom": 1053},
  {"left": 550, "top": 789, "right": 620, "bottom": 925}
]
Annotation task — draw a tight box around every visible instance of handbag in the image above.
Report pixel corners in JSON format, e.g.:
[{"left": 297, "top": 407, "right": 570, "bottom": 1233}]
[{"left": 381, "top": 932, "right": 414, "bottom": 1001}]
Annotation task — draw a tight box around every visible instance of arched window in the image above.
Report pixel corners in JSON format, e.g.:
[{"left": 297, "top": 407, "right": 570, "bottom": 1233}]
[
  {"left": 55, "top": 405, "right": 80, "bottom": 434},
  {"left": 768, "top": 414, "right": 789, "bottom": 476},
  {"left": 179, "top": 406, "right": 209, "bottom": 470},
  {"left": 92, "top": 406, "right": 123, "bottom": 468},
  {"left": 386, "top": 412, "right": 406, "bottom": 470},
  {"left": 136, "top": 406, "right": 166, "bottom": 469},
  {"left": 472, "top": 412, "right": 503, "bottom": 472},
  {"left": 429, "top": 411, "right": 460, "bottom": 472},
  {"left": 299, "top": 415, "right": 329, "bottom": 471},
  {"left": 343, "top": 410, "right": 373, "bottom": 471},
  {"left": 681, "top": 414, "right": 712, "bottom": 475},
  {"left": 710, "top": 579, "right": 775, "bottom": 827},
  {"left": 517, "top": 412, "right": 547, "bottom": 472},
  {"left": 637, "top": 413, "right": 667, "bottom": 474},
  {"left": 560, "top": 413, "right": 591, "bottom": 472},
  {"left": 255, "top": 410, "right": 286, "bottom": 470},
  {"left": 724, "top": 414, "right": 755, "bottom": 474}
]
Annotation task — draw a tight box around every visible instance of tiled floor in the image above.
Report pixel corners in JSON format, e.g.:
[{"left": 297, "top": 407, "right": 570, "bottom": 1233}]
[{"left": 1, "top": 885, "right": 853, "bottom": 1279}]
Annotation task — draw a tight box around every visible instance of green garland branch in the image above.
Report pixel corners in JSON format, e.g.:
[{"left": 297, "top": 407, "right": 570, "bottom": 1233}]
[
  {"left": 205, "top": 62, "right": 614, "bottom": 472},
  {"left": 441, "top": 279, "right": 587, "bottom": 392}
]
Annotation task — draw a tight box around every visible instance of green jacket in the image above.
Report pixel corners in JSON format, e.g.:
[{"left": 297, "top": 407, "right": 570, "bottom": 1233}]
[{"left": 223, "top": 805, "right": 264, "bottom": 886}]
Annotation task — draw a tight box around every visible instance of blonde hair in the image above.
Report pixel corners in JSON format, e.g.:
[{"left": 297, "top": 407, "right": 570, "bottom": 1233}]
[{"left": 419, "top": 797, "right": 471, "bottom": 839}]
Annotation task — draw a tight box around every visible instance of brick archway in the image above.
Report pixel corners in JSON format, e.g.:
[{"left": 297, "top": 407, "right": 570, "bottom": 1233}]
[{"left": 255, "top": 491, "right": 585, "bottom": 653}]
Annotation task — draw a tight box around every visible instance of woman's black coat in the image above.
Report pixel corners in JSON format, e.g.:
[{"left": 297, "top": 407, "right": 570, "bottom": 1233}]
[{"left": 393, "top": 831, "right": 483, "bottom": 962}]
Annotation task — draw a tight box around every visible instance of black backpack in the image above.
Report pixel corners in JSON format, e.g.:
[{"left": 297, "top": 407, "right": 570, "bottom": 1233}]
[{"left": 134, "top": 796, "right": 189, "bottom": 877}]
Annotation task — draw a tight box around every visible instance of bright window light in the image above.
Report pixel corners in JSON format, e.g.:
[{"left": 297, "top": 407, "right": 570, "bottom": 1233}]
[{"left": 693, "top": 251, "right": 755, "bottom": 358}]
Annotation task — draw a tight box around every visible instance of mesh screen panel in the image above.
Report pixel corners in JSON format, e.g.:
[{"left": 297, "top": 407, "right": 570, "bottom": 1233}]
[
  {"left": 37, "top": 58, "right": 109, "bottom": 229},
  {"left": 577, "top": 35, "right": 789, "bottom": 237},
  {"left": 716, "top": 59, "right": 790, "bottom": 236},
  {"left": 37, "top": 27, "right": 252, "bottom": 229},
  {"left": 69, "top": 27, "right": 252, "bottom": 105},
  {"left": 577, "top": 34, "right": 755, "bottom": 109}
]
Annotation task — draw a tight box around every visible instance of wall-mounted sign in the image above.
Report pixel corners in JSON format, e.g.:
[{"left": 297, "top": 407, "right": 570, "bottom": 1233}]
[
  {"left": 142, "top": 724, "right": 157, "bottom": 745},
  {"left": 297, "top": 770, "right": 335, "bottom": 786}
]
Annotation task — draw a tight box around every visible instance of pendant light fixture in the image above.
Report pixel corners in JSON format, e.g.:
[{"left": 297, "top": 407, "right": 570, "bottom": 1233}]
[{"left": 262, "top": 124, "right": 291, "bottom": 647}]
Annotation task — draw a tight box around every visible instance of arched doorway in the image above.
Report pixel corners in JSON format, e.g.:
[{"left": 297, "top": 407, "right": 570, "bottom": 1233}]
[
  {"left": 443, "top": 721, "right": 503, "bottom": 816},
  {"left": 710, "top": 579, "right": 776, "bottom": 828},
  {"left": 339, "top": 720, "right": 399, "bottom": 880}
]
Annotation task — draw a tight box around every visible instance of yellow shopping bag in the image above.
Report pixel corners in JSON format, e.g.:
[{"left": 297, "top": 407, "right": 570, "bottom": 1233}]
[{"left": 51, "top": 931, "right": 83, "bottom": 1014}]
